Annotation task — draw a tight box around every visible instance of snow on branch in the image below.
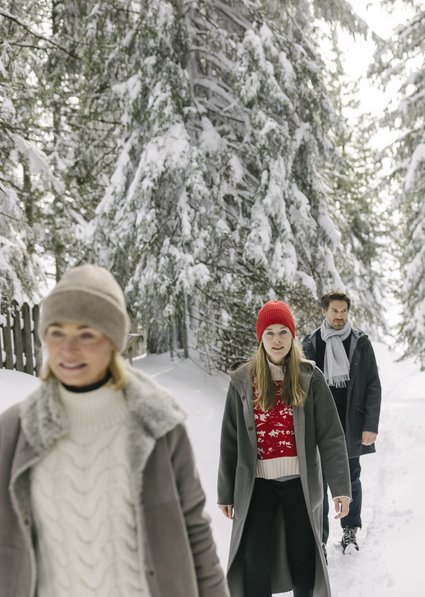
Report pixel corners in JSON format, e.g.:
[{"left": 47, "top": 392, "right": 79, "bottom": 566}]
[
  {"left": 12, "top": 134, "right": 64, "bottom": 193},
  {"left": 405, "top": 142, "right": 425, "bottom": 191},
  {"left": 188, "top": 47, "right": 235, "bottom": 74},
  {"left": 214, "top": 1, "right": 251, "bottom": 31},
  {"left": 194, "top": 77, "right": 236, "bottom": 106}
]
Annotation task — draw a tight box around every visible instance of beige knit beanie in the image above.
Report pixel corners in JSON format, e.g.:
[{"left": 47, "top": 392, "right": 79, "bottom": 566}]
[{"left": 39, "top": 264, "right": 130, "bottom": 352}]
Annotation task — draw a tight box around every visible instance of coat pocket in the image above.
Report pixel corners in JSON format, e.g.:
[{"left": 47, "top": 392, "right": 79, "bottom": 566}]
[
  {"left": 233, "top": 465, "right": 252, "bottom": 518},
  {"left": 306, "top": 460, "right": 323, "bottom": 512}
]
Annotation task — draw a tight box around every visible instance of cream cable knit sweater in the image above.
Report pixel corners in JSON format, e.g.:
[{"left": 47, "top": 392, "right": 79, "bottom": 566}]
[{"left": 30, "top": 385, "right": 149, "bottom": 597}]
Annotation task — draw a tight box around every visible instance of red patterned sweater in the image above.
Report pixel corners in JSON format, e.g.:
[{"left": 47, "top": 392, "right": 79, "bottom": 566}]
[{"left": 254, "top": 377, "right": 300, "bottom": 479}]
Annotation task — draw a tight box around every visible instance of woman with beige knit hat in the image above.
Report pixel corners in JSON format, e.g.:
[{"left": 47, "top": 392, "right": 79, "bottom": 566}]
[
  {"left": 0, "top": 264, "right": 229, "bottom": 597},
  {"left": 217, "top": 300, "right": 351, "bottom": 597}
]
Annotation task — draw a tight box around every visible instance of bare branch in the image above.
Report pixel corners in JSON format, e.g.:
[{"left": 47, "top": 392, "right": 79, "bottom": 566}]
[{"left": 0, "top": 10, "right": 78, "bottom": 59}]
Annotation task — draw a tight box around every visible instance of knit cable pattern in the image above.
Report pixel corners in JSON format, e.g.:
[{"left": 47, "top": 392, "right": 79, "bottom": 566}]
[{"left": 30, "top": 387, "right": 149, "bottom": 597}]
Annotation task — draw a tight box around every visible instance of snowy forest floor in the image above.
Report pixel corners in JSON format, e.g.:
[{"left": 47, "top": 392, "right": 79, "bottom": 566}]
[
  {"left": 134, "top": 342, "right": 423, "bottom": 597},
  {"left": 1, "top": 341, "right": 423, "bottom": 596}
]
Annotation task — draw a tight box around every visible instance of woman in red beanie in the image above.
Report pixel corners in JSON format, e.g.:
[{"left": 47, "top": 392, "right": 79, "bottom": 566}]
[{"left": 217, "top": 300, "right": 351, "bottom": 597}]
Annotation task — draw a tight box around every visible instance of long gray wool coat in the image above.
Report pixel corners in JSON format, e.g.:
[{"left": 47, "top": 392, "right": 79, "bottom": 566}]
[
  {"left": 217, "top": 361, "right": 351, "bottom": 597},
  {"left": 302, "top": 328, "right": 382, "bottom": 457},
  {"left": 0, "top": 369, "right": 229, "bottom": 597}
]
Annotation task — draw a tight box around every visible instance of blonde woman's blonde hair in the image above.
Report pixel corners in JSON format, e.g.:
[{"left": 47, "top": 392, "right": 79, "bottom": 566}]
[
  {"left": 40, "top": 350, "right": 129, "bottom": 390},
  {"left": 249, "top": 340, "right": 307, "bottom": 411}
]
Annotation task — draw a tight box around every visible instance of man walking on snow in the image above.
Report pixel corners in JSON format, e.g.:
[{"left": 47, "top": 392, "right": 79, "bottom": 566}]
[{"left": 302, "top": 290, "right": 381, "bottom": 555}]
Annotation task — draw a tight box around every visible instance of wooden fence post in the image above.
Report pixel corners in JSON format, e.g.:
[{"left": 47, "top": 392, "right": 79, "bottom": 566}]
[
  {"left": 33, "top": 304, "right": 41, "bottom": 375},
  {"left": 3, "top": 312, "right": 14, "bottom": 370},
  {"left": 0, "top": 319, "right": 3, "bottom": 370},
  {"left": 0, "top": 303, "right": 41, "bottom": 376},
  {"left": 13, "top": 304, "right": 25, "bottom": 372},
  {"left": 22, "top": 303, "right": 35, "bottom": 375}
]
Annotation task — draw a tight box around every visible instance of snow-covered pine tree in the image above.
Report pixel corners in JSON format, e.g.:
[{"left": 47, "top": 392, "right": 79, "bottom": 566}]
[
  {"left": 372, "top": 1, "right": 425, "bottom": 367},
  {"left": 82, "top": 0, "right": 207, "bottom": 353},
  {"left": 317, "top": 19, "right": 387, "bottom": 337},
  {"left": 37, "top": 0, "right": 138, "bottom": 278},
  {"left": 84, "top": 0, "right": 381, "bottom": 369},
  {"left": 0, "top": 183, "right": 42, "bottom": 309},
  {"left": 1, "top": 0, "right": 142, "bottom": 281},
  {"left": 0, "top": 3, "right": 58, "bottom": 306}
]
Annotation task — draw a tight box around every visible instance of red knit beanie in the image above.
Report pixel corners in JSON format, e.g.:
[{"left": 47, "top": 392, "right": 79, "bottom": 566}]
[{"left": 256, "top": 300, "right": 296, "bottom": 341}]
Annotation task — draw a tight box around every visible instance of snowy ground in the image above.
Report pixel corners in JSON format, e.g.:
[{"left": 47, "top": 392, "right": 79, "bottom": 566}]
[{"left": 1, "top": 341, "right": 423, "bottom": 596}]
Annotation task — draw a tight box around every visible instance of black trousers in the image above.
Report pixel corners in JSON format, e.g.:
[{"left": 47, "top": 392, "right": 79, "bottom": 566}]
[
  {"left": 322, "top": 457, "right": 362, "bottom": 544},
  {"left": 243, "top": 477, "right": 315, "bottom": 597}
]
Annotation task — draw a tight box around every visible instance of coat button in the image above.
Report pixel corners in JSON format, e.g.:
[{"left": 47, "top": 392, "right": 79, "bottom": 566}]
[{"left": 248, "top": 425, "right": 253, "bottom": 431}]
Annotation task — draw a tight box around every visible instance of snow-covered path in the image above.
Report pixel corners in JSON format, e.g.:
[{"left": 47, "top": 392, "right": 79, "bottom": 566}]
[
  {"left": 1, "top": 340, "right": 423, "bottom": 595},
  {"left": 135, "top": 342, "right": 424, "bottom": 596},
  {"left": 323, "top": 342, "right": 424, "bottom": 596}
]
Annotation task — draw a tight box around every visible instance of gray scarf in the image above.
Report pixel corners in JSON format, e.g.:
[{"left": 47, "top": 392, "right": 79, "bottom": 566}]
[{"left": 320, "top": 319, "right": 352, "bottom": 387}]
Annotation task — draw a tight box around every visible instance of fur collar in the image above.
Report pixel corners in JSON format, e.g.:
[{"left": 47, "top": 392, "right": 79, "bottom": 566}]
[{"left": 19, "top": 368, "right": 187, "bottom": 456}]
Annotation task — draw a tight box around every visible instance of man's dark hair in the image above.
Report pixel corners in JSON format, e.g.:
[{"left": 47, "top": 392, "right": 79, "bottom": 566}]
[{"left": 320, "top": 290, "right": 351, "bottom": 311}]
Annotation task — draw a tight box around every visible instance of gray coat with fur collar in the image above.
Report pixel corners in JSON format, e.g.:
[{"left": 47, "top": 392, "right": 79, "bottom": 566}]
[
  {"left": 218, "top": 361, "right": 351, "bottom": 597},
  {"left": 0, "top": 369, "right": 229, "bottom": 597}
]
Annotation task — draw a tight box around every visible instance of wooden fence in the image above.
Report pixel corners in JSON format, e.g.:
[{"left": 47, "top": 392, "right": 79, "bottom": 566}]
[{"left": 0, "top": 303, "right": 41, "bottom": 376}]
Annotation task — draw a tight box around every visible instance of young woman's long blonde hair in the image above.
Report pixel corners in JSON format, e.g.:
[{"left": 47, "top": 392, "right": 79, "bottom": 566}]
[{"left": 249, "top": 340, "right": 307, "bottom": 411}]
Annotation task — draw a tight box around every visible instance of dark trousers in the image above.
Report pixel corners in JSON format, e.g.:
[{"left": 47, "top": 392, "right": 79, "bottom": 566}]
[
  {"left": 322, "top": 457, "right": 362, "bottom": 544},
  {"left": 243, "top": 477, "right": 315, "bottom": 597}
]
